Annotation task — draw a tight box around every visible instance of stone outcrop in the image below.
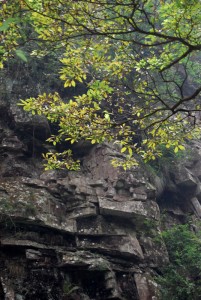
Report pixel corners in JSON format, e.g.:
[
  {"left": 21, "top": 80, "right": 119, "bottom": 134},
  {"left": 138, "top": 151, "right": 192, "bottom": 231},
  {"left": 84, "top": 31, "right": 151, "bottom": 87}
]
[
  {"left": 0, "top": 133, "right": 167, "bottom": 299},
  {"left": 153, "top": 144, "right": 201, "bottom": 224}
]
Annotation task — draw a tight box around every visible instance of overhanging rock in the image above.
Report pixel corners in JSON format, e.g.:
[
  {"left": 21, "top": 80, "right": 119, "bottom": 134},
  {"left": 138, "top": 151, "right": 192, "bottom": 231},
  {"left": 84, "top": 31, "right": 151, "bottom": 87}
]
[{"left": 99, "top": 197, "right": 160, "bottom": 221}]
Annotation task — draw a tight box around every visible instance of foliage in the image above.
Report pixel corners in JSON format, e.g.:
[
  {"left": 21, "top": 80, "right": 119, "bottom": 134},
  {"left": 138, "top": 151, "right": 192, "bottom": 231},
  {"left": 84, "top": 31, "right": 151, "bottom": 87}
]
[
  {"left": 146, "top": 144, "right": 192, "bottom": 176},
  {"left": 158, "top": 224, "right": 201, "bottom": 300},
  {"left": 1, "top": 0, "right": 201, "bottom": 169}
]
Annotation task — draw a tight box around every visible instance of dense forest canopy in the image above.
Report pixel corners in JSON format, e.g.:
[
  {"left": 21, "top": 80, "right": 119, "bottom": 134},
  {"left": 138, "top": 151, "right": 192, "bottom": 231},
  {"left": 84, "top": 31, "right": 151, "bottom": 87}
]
[{"left": 0, "top": 0, "right": 201, "bottom": 169}]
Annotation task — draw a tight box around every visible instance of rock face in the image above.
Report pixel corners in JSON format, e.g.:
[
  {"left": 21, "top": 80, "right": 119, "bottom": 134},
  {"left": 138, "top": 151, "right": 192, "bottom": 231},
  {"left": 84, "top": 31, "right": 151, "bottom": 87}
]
[
  {"left": 0, "top": 138, "right": 166, "bottom": 299},
  {"left": 0, "top": 64, "right": 201, "bottom": 300}
]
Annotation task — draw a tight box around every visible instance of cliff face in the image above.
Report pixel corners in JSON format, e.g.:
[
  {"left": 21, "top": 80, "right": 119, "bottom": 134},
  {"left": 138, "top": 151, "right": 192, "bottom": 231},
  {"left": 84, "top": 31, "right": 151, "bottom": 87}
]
[{"left": 0, "top": 64, "right": 201, "bottom": 300}]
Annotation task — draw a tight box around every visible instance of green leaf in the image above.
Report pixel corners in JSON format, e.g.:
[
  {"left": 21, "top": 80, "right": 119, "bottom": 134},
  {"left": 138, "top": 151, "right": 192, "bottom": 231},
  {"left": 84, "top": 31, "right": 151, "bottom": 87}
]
[
  {"left": 121, "top": 147, "right": 127, "bottom": 153},
  {"left": 71, "top": 80, "right": 76, "bottom": 87},
  {"left": 128, "top": 147, "right": 133, "bottom": 156},
  {"left": 15, "top": 50, "right": 28, "bottom": 63},
  {"left": 178, "top": 145, "right": 185, "bottom": 150},
  {"left": 174, "top": 147, "right": 178, "bottom": 153},
  {"left": 0, "top": 17, "right": 18, "bottom": 32},
  {"left": 104, "top": 113, "right": 110, "bottom": 121}
]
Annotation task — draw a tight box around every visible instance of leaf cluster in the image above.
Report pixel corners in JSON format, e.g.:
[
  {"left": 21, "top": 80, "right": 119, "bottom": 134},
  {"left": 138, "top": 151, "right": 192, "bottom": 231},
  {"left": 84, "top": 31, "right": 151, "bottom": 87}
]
[{"left": 1, "top": 0, "right": 201, "bottom": 169}]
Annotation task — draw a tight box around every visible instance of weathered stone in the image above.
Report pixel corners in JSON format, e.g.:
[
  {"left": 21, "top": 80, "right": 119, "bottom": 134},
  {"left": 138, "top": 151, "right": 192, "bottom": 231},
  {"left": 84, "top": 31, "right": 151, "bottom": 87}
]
[
  {"left": 132, "top": 193, "right": 147, "bottom": 201},
  {"left": 139, "top": 236, "right": 169, "bottom": 267},
  {"left": 77, "top": 234, "right": 144, "bottom": 259},
  {"left": 61, "top": 251, "right": 110, "bottom": 270},
  {"left": 195, "top": 183, "right": 201, "bottom": 202},
  {"left": 69, "top": 177, "right": 86, "bottom": 187},
  {"left": 190, "top": 197, "right": 201, "bottom": 217},
  {"left": 99, "top": 197, "right": 160, "bottom": 220},
  {"left": 174, "top": 167, "right": 197, "bottom": 188},
  {"left": 0, "top": 278, "right": 15, "bottom": 300},
  {"left": 117, "top": 189, "right": 130, "bottom": 197},
  {"left": 88, "top": 179, "right": 107, "bottom": 187},
  {"left": 26, "top": 249, "right": 42, "bottom": 260},
  {"left": 115, "top": 180, "right": 125, "bottom": 189},
  {"left": 113, "top": 194, "right": 132, "bottom": 201},
  {"left": 105, "top": 186, "right": 116, "bottom": 198},
  {"left": 76, "top": 216, "right": 130, "bottom": 236},
  {"left": 134, "top": 273, "right": 159, "bottom": 300},
  {"left": 1, "top": 238, "right": 49, "bottom": 249},
  {"left": 67, "top": 204, "right": 98, "bottom": 219},
  {"left": 191, "top": 160, "right": 201, "bottom": 180},
  {"left": 21, "top": 177, "right": 46, "bottom": 188},
  {"left": 1, "top": 136, "right": 27, "bottom": 152},
  {"left": 163, "top": 205, "right": 185, "bottom": 216},
  {"left": 104, "top": 271, "right": 121, "bottom": 298},
  {"left": 135, "top": 274, "right": 151, "bottom": 300},
  {"left": 95, "top": 186, "right": 106, "bottom": 196},
  {"left": 86, "top": 195, "right": 99, "bottom": 203},
  {"left": 75, "top": 185, "right": 96, "bottom": 196},
  {"left": 146, "top": 183, "right": 156, "bottom": 199},
  {"left": 0, "top": 178, "right": 77, "bottom": 233}
]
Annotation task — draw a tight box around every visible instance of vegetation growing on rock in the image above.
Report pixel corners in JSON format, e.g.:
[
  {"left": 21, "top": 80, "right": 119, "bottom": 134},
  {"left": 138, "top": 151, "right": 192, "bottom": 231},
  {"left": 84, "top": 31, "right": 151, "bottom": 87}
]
[{"left": 158, "top": 224, "right": 201, "bottom": 300}]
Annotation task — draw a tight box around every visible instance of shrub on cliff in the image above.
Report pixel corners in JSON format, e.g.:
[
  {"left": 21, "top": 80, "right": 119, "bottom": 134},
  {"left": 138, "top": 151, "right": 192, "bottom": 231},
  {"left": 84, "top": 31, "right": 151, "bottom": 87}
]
[{"left": 158, "top": 224, "right": 201, "bottom": 300}]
